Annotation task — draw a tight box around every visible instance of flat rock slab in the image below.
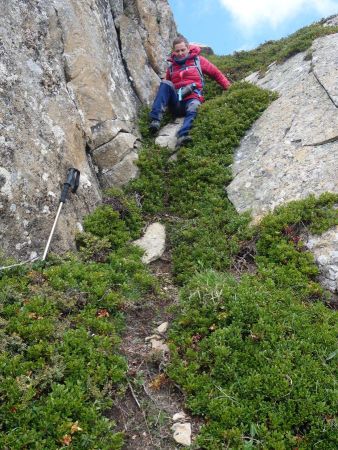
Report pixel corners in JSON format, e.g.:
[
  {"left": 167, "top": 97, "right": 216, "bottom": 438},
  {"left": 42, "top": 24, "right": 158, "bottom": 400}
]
[
  {"left": 228, "top": 34, "right": 338, "bottom": 295},
  {"left": 155, "top": 118, "right": 184, "bottom": 150},
  {"left": 133, "top": 222, "right": 166, "bottom": 264}
]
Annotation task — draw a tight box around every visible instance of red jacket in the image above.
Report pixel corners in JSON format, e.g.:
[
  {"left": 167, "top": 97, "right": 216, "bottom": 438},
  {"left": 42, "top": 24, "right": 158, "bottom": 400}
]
[{"left": 166, "top": 45, "right": 230, "bottom": 102}]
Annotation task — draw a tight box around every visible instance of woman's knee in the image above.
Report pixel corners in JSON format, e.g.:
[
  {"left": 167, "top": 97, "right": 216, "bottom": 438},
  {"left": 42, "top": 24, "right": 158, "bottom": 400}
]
[
  {"left": 161, "top": 80, "right": 175, "bottom": 90},
  {"left": 186, "top": 100, "right": 201, "bottom": 114}
]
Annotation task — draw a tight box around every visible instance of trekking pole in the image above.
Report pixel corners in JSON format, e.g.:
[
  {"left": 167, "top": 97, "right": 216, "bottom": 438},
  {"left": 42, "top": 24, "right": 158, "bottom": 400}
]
[{"left": 42, "top": 168, "right": 80, "bottom": 261}]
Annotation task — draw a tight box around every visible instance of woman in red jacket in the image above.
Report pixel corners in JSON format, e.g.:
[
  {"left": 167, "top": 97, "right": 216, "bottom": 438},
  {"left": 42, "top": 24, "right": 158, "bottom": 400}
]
[{"left": 149, "top": 35, "right": 231, "bottom": 148}]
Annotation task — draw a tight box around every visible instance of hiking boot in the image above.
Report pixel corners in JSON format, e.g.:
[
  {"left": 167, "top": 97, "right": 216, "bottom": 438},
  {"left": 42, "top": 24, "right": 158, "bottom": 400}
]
[
  {"left": 149, "top": 119, "right": 160, "bottom": 134},
  {"left": 175, "top": 134, "right": 192, "bottom": 149}
]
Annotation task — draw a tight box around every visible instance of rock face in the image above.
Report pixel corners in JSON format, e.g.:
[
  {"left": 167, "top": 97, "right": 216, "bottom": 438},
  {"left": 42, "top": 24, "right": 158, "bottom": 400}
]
[
  {"left": 228, "top": 34, "right": 338, "bottom": 220},
  {"left": 227, "top": 30, "right": 338, "bottom": 292},
  {"left": 0, "top": 0, "right": 176, "bottom": 259}
]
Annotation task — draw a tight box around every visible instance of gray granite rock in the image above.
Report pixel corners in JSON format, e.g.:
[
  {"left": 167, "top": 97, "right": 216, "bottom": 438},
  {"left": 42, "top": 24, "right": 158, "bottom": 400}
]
[
  {"left": 92, "top": 133, "right": 139, "bottom": 171},
  {"left": 101, "top": 151, "right": 140, "bottom": 188},
  {"left": 0, "top": 0, "right": 176, "bottom": 259},
  {"left": 155, "top": 118, "right": 184, "bottom": 150},
  {"left": 228, "top": 35, "right": 338, "bottom": 222},
  {"left": 228, "top": 33, "right": 338, "bottom": 292}
]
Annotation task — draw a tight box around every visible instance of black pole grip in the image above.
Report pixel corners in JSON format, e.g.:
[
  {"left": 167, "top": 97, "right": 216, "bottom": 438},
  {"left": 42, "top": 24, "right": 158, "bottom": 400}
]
[{"left": 60, "top": 168, "right": 80, "bottom": 203}]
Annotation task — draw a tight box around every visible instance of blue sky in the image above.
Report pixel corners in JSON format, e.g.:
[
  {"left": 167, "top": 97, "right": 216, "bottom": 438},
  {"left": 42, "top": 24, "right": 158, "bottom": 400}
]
[{"left": 168, "top": 0, "right": 338, "bottom": 55}]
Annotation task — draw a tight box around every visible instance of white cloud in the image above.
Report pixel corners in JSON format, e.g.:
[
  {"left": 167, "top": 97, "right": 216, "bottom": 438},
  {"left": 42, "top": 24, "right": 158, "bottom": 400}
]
[{"left": 219, "top": 0, "right": 338, "bottom": 29}]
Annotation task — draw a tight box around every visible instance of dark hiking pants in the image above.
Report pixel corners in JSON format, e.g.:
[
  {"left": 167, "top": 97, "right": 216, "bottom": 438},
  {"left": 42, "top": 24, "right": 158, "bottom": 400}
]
[{"left": 150, "top": 80, "right": 201, "bottom": 137}]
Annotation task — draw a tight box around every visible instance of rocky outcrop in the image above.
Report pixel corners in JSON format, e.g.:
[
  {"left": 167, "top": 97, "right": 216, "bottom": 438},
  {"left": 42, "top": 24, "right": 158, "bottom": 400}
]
[
  {"left": 190, "top": 42, "right": 214, "bottom": 55},
  {"left": 227, "top": 34, "right": 338, "bottom": 220},
  {"left": 0, "top": 0, "right": 176, "bottom": 260},
  {"left": 227, "top": 31, "right": 338, "bottom": 292}
]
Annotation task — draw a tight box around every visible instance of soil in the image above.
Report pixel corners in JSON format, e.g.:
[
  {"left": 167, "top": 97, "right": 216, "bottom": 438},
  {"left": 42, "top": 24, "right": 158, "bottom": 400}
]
[{"left": 110, "top": 252, "right": 202, "bottom": 449}]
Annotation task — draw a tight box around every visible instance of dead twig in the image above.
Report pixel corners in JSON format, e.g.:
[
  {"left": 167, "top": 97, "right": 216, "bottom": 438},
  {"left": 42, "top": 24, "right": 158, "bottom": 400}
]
[{"left": 128, "top": 381, "right": 141, "bottom": 409}]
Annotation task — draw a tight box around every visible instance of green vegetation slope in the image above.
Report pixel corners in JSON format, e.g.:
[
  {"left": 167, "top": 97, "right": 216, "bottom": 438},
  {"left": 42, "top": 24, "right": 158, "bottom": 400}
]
[{"left": 0, "top": 20, "right": 337, "bottom": 449}]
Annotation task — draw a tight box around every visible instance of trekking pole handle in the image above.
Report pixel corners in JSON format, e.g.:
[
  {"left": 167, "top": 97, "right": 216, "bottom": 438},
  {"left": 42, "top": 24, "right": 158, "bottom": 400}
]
[{"left": 60, "top": 168, "right": 80, "bottom": 203}]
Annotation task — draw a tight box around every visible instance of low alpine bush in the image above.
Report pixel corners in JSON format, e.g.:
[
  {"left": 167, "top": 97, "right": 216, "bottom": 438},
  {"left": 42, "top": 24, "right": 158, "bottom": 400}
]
[
  {"left": 0, "top": 243, "right": 156, "bottom": 448},
  {"left": 168, "top": 270, "right": 337, "bottom": 449}
]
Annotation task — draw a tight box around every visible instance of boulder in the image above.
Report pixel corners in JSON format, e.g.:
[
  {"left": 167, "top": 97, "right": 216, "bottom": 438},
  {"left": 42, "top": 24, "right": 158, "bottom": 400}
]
[
  {"left": 227, "top": 33, "right": 338, "bottom": 292},
  {"left": 228, "top": 39, "right": 338, "bottom": 220}
]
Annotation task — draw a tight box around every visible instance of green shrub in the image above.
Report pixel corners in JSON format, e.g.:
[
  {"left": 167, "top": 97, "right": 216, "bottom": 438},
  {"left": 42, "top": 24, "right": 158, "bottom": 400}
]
[
  {"left": 83, "top": 205, "right": 132, "bottom": 250},
  {"left": 127, "top": 143, "right": 170, "bottom": 214},
  {"left": 167, "top": 83, "right": 276, "bottom": 283},
  {"left": 0, "top": 244, "right": 156, "bottom": 448},
  {"left": 76, "top": 232, "right": 112, "bottom": 262},
  {"left": 103, "top": 187, "right": 144, "bottom": 239},
  {"left": 82, "top": 188, "right": 143, "bottom": 248},
  {"left": 168, "top": 270, "right": 338, "bottom": 449}
]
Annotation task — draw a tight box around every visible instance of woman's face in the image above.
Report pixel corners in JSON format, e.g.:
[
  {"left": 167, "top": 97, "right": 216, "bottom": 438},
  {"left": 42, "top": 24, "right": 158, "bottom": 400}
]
[{"left": 173, "top": 42, "right": 189, "bottom": 58}]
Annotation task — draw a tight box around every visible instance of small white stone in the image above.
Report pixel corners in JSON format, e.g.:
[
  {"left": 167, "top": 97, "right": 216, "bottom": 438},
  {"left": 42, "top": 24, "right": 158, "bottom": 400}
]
[
  {"left": 150, "top": 339, "right": 169, "bottom": 353},
  {"left": 172, "top": 422, "right": 191, "bottom": 446},
  {"left": 156, "top": 322, "right": 169, "bottom": 334},
  {"left": 76, "top": 222, "right": 84, "bottom": 232},
  {"left": 172, "top": 412, "right": 187, "bottom": 422},
  {"left": 145, "top": 334, "right": 161, "bottom": 342}
]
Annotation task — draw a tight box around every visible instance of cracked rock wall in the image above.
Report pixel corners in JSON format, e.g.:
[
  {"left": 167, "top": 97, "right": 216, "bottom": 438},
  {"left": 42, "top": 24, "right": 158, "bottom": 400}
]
[
  {"left": 227, "top": 31, "right": 338, "bottom": 292},
  {"left": 0, "top": 0, "right": 176, "bottom": 260}
]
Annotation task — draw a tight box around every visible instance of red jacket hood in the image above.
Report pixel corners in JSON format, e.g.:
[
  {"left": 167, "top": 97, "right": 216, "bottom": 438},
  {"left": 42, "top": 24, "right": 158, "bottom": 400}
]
[{"left": 168, "top": 45, "right": 201, "bottom": 62}]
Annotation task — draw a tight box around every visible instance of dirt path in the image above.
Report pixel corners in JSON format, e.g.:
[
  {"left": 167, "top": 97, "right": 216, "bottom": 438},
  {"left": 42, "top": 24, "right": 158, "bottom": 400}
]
[{"left": 110, "top": 252, "right": 201, "bottom": 449}]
